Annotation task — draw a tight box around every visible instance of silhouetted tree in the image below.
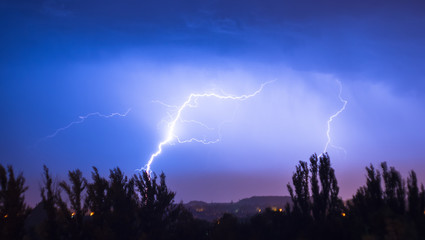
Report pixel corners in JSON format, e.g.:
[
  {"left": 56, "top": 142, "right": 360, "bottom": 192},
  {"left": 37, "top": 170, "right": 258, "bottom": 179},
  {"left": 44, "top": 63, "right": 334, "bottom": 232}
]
[
  {"left": 134, "top": 171, "right": 182, "bottom": 239},
  {"left": 329, "top": 168, "right": 342, "bottom": 213},
  {"left": 0, "top": 164, "right": 29, "bottom": 240},
  {"left": 351, "top": 164, "right": 382, "bottom": 216},
  {"left": 85, "top": 166, "right": 112, "bottom": 240},
  {"left": 350, "top": 164, "right": 385, "bottom": 238},
  {"left": 310, "top": 154, "right": 321, "bottom": 221},
  {"left": 319, "top": 154, "right": 331, "bottom": 213},
  {"left": 60, "top": 169, "right": 87, "bottom": 239},
  {"left": 407, "top": 170, "right": 420, "bottom": 218},
  {"left": 318, "top": 153, "right": 343, "bottom": 217},
  {"left": 287, "top": 160, "right": 310, "bottom": 217},
  {"left": 107, "top": 167, "right": 137, "bottom": 240},
  {"left": 381, "top": 162, "right": 405, "bottom": 214},
  {"left": 364, "top": 164, "right": 383, "bottom": 208},
  {"left": 289, "top": 153, "right": 342, "bottom": 221},
  {"left": 40, "top": 165, "right": 63, "bottom": 240}
]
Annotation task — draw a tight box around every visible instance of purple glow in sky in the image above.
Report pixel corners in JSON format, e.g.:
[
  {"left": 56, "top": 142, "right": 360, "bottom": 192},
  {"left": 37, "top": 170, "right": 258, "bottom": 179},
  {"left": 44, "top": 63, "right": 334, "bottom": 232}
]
[{"left": 1, "top": 0, "right": 425, "bottom": 205}]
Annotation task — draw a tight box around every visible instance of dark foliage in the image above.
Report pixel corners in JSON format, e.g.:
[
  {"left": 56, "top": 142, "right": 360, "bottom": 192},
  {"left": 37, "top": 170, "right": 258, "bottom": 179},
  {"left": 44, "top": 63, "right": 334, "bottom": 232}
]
[
  {"left": 0, "top": 164, "right": 30, "bottom": 240},
  {"left": 35, "top": 166, "right": 206, "bottom": 240},
  {"left": 2, "top": 154, "right": 425, "bottom": 239}
]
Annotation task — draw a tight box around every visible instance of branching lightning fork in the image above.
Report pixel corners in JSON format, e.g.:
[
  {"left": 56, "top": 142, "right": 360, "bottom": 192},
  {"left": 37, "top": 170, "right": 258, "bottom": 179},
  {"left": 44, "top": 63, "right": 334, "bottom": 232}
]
[
  {"left": 143, "top": 81, "right": 273, "bottom": 173},
  {"left": 36, "top": 108, "right": 131, "bottom": 145},
  {"left": 322, "top": 80, "right": 348, "bottom": 154}
]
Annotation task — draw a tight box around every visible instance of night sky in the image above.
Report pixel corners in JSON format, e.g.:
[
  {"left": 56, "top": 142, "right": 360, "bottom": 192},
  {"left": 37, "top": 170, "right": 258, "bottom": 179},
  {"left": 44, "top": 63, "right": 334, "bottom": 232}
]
[{"left": 2, "top": 0, "right": 425, "bottom": 206}]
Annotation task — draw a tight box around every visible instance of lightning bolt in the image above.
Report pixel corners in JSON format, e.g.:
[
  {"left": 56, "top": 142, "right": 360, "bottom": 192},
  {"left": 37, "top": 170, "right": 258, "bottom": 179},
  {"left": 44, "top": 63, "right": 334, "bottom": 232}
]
[
  {"left": 36, "top": 108, "right": 131, "bottom": 145},
  {"left": 323, "top": 80, "right": 347, "bottom": 154},
  {"left": 143, "top": 81, "right": 273, "bottom": 173},
  {"left": 145, "top": 79, "right": 347, "bottom": 173}
]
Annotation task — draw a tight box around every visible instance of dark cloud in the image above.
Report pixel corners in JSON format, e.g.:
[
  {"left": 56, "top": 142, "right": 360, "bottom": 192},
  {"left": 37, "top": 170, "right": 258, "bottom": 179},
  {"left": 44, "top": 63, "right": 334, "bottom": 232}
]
[{"left": 2, "top": 0, "right": 424, "bottom": 87}]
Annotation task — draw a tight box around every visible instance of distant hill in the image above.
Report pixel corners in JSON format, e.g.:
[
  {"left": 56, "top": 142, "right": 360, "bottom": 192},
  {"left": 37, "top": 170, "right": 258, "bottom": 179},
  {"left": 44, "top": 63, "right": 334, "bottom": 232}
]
[
  {"left": 24, "top": 196, "right": 292, "bottom": 227},
  {"left": 184, "top": 196, "right": 292, "bottom": 222}
]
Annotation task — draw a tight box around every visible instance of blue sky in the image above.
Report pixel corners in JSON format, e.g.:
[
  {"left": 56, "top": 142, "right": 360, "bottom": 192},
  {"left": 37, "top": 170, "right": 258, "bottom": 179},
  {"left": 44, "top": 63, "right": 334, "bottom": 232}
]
[{"left": 1, "top": 0, "right": 425, "bottom": 205}]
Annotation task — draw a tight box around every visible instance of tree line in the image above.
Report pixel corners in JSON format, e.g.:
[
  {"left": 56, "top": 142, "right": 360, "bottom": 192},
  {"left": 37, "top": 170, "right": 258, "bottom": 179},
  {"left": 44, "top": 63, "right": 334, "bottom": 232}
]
[
  {"left": 1, "top": 153, "right": 425, "bottom": 239},
  {"left": 282, "top": 153, "right": 425, "bottom": 239}
]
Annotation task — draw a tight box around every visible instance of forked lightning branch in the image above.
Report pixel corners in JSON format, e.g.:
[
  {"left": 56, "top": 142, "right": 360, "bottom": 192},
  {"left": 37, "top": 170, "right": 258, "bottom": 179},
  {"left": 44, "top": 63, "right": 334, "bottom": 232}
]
[{"left": 143, "top": 81, "right": 347, "bottom": 173}]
